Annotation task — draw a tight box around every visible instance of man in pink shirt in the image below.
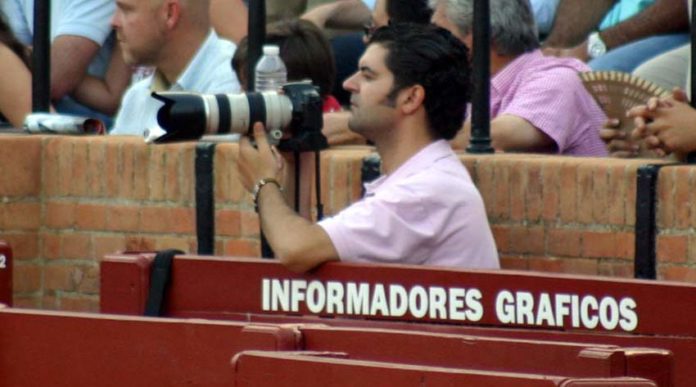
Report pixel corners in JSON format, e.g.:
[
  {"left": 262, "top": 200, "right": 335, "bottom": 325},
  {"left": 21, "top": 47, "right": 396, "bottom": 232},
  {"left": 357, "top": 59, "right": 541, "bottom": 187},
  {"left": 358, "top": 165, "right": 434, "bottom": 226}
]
[
  {"left": 237, "top": 23, "right": 499, "bottom": 272},
  {"left": 431, "top": 0, "right": 608, "bottom": 157}
]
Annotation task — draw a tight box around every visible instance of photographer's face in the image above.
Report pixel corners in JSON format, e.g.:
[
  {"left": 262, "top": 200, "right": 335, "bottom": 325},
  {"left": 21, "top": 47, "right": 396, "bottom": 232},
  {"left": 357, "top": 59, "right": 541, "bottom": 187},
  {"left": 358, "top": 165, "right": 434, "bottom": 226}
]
[
  {"left": 343, "top": 43, "right": 397, "bottom": 139},
  {"left": 113, "top": 0, "right": 169, "bottom": 66}
]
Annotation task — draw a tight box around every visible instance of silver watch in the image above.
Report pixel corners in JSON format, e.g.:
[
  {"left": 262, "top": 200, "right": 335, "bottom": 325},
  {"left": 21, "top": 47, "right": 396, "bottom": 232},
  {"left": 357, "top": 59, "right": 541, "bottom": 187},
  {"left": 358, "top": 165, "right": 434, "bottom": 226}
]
[{"left": 587, "top": 32, "right": 607, "bottom": 59}]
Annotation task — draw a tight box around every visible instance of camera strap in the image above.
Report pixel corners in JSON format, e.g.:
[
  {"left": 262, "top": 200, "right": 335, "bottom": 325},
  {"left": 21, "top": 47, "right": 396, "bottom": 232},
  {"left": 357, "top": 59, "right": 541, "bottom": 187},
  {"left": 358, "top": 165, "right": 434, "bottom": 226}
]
[{"left": 144, "top": 249, "right": 184, "bottom": 317}]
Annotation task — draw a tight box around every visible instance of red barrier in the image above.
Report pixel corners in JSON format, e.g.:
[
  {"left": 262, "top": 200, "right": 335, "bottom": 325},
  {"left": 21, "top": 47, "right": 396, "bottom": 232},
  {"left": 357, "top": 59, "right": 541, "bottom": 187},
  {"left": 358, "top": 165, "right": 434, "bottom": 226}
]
[
  {"left": 101, "top": 254, "right": 696, "bottom": 336},
  {"left": 297, "top": 326, "right": 673, "bottom": 386},
  {"left": 0, "top": 306, "right": 299, "bottom": 387},
  {"left": 101, "top": 254, "right": 696, "bottom": 386},
  {"left": 0, "top": 241, "right": 12, "bottom": 306},
  {"left": 231, "top": 351, "right": 659, "bottom": 387}
]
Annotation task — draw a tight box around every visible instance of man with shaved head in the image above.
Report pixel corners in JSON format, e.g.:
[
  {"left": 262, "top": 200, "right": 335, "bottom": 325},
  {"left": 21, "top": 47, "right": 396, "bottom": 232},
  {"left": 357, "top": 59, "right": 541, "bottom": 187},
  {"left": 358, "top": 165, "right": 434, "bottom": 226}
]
[{"left": 110, "top": 0, "right": 240, "bottom": 135}]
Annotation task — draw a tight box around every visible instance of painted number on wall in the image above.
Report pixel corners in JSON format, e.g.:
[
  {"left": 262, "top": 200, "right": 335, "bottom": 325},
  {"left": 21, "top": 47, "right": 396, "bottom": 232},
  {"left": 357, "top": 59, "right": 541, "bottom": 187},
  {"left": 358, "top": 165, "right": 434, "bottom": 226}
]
[{"left": 0, "top": 254, "right": 6, "bottom": 269}]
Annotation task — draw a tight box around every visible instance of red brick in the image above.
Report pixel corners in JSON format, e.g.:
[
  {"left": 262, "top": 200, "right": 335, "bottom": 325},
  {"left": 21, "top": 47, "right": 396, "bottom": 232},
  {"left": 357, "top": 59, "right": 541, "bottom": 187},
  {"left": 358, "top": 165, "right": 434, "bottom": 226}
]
[
  {"left": 576, "top": 163, "right": 596, "bottom": 224},
  {"left": 12, "top": 296, "right": 41, "bottom": 309},
  {"left": 76, "top": 265, "right": 100, "bottom": 295},
  {"left": 0, "top": 136, "right": 41, "bottom": 197},
  {"left": 106, "top": 206, "right": 140, "bottom": 232},
  {"left": 164, "top": 143, "right": 185, "bottom": 201},
  {"left": 656, "top": 235, "right": 688, "bottom": 263},
  {"left": 86, "top": 138, "right": 106, "bottom": 197},
  {"left": 120, "top": 141, "right": 138, "bottom": 198},
  {"left": 659, "top": 266, "right": 696, "bottom": 284},
  {"left": 75, "top": 204, "right": 108, "bottom": 230},
  {"left": 500, "top": 256, "right": 528, "bottom": 270},
  {"left": 508, "top": 226, "right": 545, "bottom": 255},
  {"left": 216, "top": 144, "right": 246, "bottom": 203},
  {"left": 673, "top": 167, "right": 692, "bottom": 228},
  {"left": 42, "top": 233, "right": 62, "bottom": 259},
  {"left": 475, "top": 159, "right": 496, "bottom": 218},
  {"left": 240, "top": 211, "right": 260, "bottom": 238},
  {"left": 4, "top": 202, "right": 41, "bottom": 230},
  {"left": 614, "top": 232, "right": 635, "bottom": 260},
  {"left": 491, "top": 160, "right": 511, "bottom": 220},
  {"left": 605, "top": 163, "right": 627, "bottom": 225},
  {"left": 180, "top": 145, "right": 196, "bottom": 203},
  {"left": 491, "top": 225, "right": 510, "bottom": 252},
  {"left": 45, "top": 201, "right": 76, "bottom": 229},
  {"left": 541, "top": 162, "right": 560, "bottom": 221},
  {"left": 60, "top": 296, "right": 99, "bottom": 312},
  {"left": 125, "top": 236, "right": 156, "bottom": 253},
  {"left": 547, "top": 228, "right": 581, "bottom": 257},
  {"left": 528, "top": 257, "right": 598, "bottom": 276},
  {"left": 224, "top": 239, "right": 260, "bottom": 257},
  {"left": 93, "top": 235, "right": 127, "bottom": 260},
  {"left": 148, "top": 145, "right": 167, "bottom": 201},
  {"left": 70, "top": 139, "right": 89, "bottom": 196},
  {"left": 656, "top": 167, "right": 674, "bottom": 228},
  {"left": 525, "top": 161, "right": 543, "bottom": 222},
  {"left": 57, "top": 139, "right": 74, "bottom": 196},
  {"left": 154, "top": 236, "right": 194, "bottom": 253},
  {"left": 624, "top": 167, "right": 638, "bottom": 225},
  {"left": 41, "top": 295, "right": 60, "bottom": 310},
  {"left": 61, "top": 233, "right": 93, "bottom": 260},
  {"left": 44, "top": 265, "right": 76, "bottom": 291},
  {"left": 582, "top": 231, "right": 617, "bottom": 258},
  {"left": 508, "top": 162, "right": 526, "bottom": 221},
  {"left": 139, "top": 207, "right": 195, "bottom": 234},
  {"left": 43, "top": 138, "right": 61, "bottom": 196},
  {"left": 2, "top": 233, "right": 39, "bottom": 260},
  {"left": 132, "top": 143, "right": 151, "bottom": 200},
  {"left": 12, "top": 263, "right": 42, "bottom": 293},
  {"left": 104, "top": 141, "right": 122, "bottom": 197},
  {"left": 558, "top": 162, "right": 577, "bottom": 222},
  {"left": 217, "top": 209, "right": 242, "bottom": 237},
  {"left": 598, "top": 261, "right": 634, "bottom": 278}
]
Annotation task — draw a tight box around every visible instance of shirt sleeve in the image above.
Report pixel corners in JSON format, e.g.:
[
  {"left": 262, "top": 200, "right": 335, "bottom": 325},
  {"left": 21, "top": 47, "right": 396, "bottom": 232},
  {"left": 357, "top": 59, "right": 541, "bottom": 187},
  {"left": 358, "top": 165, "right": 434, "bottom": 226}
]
[
  {"left": 55, "top": 0, "right": 115, "bottom": 46},
  {"left": 497, "top": 67, "right": 585, "bottom": 153},
  {"left": 317, "top": 185, "right": 436, "bottom": 265}
]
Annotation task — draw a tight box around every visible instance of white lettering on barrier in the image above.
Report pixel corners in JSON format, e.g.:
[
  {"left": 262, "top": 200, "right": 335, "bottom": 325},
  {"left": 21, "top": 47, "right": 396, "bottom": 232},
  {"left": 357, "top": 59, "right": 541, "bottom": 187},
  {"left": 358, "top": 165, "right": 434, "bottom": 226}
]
[
  {"left": 0, "top": 254, "right": 5, "bottom": 269},
  {"left": 260, "top": 279, "right": 639, "bottom": 332}
]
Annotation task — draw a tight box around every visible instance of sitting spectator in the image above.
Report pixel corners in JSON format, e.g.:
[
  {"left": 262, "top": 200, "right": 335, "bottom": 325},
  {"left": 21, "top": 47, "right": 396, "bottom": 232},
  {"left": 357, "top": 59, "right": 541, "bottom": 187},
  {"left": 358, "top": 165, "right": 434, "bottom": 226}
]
[
  {"left": 0, "top": 14, "right": 33, "bottom": 128},
  {"left": 110, "top": 0, "right": 241, "bottom": 136},
  {"left": 237, "top": 23, "right": 499, "bottom": 272},
  {"left": 431, "top": 0, "right": 608, "bottom": 156},
  {"left": 1, "top": 0, "right": 131, "bottom": 124},
  {"left": 232, "top": 19, "right": 341, "bottom": 112},
  {"left": 543, "top": 0, "right": 689, "bottom": 74}
]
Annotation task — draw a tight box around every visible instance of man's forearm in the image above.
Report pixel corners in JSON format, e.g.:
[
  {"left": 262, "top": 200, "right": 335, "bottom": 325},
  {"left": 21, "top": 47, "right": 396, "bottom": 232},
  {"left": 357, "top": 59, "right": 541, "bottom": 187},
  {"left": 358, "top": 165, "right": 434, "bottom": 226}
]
[
  {"left": 599, "top": 0, "right": 689, "bottom": 50},
  {"left": 544, "top": 0, "right": 616, "bottom": 47},
  {"left": 303, "top": 0, "right": 370, "bottom": 30},
  {"left": 50, "top": 36, "right": 100, "bottom": 100},
  {"left": 257, "top": 183, "right": 338, "bottom": 272}
]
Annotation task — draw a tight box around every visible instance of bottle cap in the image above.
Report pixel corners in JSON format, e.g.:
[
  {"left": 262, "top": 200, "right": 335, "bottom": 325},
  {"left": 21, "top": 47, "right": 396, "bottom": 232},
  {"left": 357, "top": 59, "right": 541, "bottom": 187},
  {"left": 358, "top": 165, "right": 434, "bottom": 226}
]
[{"left": 262, "top": 45, "right": 280, "bottom": 55}]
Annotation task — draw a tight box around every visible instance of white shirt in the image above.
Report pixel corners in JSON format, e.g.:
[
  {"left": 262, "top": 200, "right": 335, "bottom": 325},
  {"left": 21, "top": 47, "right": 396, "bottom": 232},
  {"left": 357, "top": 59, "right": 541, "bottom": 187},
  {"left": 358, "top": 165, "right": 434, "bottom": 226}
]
[
  {"left": 1, "top": 0, "right": 116, "bottom": 116},
  {"left": 111, "top": 31, "right": 241, "bottom": 136},
  {"left": 319, "top": 140, "right": 500, "bottom": 269}
]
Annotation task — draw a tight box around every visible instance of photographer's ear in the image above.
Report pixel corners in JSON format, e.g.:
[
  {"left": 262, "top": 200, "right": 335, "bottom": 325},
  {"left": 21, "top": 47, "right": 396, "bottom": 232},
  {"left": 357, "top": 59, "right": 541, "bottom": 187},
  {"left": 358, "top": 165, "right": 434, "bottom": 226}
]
[
  {"left": 163, "top": 0, "right": 182, "bottom": 29},
  {"left": 399, "top": 85, "right": 425, "bottom": 115}
]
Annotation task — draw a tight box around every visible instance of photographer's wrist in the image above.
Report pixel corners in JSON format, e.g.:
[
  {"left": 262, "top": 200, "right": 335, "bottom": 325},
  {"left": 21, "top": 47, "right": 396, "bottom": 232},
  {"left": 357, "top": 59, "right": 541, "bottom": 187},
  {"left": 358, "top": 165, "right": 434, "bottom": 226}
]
[{"left": 252, "top": 177, "right": 283, "bottom": 213}]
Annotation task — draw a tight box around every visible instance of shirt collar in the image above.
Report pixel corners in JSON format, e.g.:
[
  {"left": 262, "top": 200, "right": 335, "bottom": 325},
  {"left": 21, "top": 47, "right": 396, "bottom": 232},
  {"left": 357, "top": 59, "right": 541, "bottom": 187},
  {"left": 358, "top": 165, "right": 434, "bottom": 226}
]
[
  {"left": 148, "top": 30, "right": 219, "bottom": 92},
  {"left": 364, "top": 140, "right": 455, "bottom": 195}
]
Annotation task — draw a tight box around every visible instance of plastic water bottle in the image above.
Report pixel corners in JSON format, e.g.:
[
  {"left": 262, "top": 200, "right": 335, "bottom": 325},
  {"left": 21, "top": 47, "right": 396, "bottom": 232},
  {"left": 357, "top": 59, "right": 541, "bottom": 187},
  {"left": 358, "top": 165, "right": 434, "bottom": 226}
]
[{"left": 254, "top": 45, "right": 287, "bottom": 92}]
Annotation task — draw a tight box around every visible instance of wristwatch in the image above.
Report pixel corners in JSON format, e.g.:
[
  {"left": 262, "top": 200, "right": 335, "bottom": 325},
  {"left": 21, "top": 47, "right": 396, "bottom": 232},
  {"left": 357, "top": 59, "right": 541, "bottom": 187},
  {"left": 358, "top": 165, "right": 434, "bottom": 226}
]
[{"left": 587, "top": 32, "right": 607, "bottom": 59}]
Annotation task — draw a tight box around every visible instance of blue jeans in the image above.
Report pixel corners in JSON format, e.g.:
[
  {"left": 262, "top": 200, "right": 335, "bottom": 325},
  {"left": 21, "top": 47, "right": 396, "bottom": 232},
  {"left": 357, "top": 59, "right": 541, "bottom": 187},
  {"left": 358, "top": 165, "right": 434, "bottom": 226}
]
[{"left": 590, "top": 33, "right": 691, "bottom": 73}]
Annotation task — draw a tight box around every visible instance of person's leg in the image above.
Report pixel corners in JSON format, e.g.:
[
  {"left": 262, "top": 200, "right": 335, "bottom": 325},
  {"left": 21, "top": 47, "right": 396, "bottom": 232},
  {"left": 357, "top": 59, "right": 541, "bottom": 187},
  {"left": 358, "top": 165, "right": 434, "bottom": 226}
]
[
  {"left": 633, "top": 44, "right": 690, "bottom": 91},
  {"left": 589, "top": 33, "right": 690, "bottom": 73}
]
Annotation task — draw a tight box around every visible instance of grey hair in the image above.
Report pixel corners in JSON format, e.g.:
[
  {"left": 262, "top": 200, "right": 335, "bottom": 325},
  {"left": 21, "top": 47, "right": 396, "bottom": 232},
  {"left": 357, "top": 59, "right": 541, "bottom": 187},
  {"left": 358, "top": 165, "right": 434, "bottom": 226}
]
[{"left": 429, "top": 0, "right": 539, "bottom": 56}]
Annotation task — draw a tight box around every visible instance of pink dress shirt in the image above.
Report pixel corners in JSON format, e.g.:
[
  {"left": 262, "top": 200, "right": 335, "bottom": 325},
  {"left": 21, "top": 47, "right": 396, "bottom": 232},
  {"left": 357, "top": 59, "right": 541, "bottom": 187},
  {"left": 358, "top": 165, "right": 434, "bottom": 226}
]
[
  {"left": 318, "top": 140, "right": 500, "bottom": 269},
  {"left": 491, "top": 49, "right": 608, "bottom": 157}
]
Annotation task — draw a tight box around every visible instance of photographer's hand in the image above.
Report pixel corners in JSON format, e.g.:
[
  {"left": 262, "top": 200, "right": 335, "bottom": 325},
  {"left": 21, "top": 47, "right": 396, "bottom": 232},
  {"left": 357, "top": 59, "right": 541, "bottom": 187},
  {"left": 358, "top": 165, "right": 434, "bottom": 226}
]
[{"left": 238, "top": 122, "right": 286, "bottom": 193}]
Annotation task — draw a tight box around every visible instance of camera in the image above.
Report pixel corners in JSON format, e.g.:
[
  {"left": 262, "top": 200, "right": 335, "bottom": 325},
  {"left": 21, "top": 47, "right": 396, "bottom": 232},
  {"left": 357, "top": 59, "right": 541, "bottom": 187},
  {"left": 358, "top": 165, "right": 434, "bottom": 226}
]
[{"left": 150, "top": 82, "right": 328, "bottom": 152}]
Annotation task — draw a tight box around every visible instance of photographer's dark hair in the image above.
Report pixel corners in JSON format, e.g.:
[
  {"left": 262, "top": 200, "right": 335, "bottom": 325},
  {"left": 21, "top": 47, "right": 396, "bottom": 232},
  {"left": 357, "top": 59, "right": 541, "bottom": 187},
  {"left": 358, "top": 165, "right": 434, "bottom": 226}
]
[
  {"left": 387, "top": 0, "right": 433, "bottom": 24},
  {"left": 369, "top": 23, "right": 470, "bottom": 140},
  {"left": 232, "top": 19, "right": 335, "bottom": 98}
]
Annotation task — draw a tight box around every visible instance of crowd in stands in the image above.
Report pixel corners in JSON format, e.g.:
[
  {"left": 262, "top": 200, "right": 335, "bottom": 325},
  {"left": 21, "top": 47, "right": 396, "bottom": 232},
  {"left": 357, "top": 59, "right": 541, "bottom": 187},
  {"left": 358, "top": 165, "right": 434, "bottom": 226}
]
[{"left": 1, "top": 0, "right": 696, "bottom": 270}]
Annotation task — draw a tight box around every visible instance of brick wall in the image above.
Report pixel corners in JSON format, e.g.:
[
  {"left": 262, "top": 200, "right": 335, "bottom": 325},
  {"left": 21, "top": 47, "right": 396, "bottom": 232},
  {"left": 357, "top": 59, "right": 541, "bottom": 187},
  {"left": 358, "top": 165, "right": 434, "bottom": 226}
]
[{"left": 1, "top": 135, "right": 693, "bottom": 312}]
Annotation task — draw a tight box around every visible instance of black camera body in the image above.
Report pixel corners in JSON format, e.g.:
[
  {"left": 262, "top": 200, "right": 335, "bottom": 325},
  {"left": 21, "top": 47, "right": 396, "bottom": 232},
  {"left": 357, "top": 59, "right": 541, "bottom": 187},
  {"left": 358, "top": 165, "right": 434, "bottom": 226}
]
[{"left": 151, "top": 82, "right": 328, "bottom": 152}]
